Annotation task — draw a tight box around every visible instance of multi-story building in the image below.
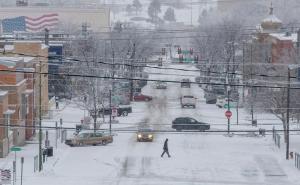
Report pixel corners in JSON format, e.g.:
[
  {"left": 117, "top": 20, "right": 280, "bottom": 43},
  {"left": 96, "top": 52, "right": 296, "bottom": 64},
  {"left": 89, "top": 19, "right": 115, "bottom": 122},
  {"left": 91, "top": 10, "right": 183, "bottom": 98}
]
[
  {"left": 0, "top": 58, "right": 34, "bottom": 146},
  {"left": 0, "top": 40, "right": 49, "bottom": 116},
  {"left": 0, "top": 90, "right": 13, "bottom": 157}
]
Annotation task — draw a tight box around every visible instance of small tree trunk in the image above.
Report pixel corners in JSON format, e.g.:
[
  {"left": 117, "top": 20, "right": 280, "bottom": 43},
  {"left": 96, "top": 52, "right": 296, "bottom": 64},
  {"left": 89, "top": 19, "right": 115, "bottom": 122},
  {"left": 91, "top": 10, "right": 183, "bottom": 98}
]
[{"left": 282, "top": 115, "right": 287, "bottom": 143}]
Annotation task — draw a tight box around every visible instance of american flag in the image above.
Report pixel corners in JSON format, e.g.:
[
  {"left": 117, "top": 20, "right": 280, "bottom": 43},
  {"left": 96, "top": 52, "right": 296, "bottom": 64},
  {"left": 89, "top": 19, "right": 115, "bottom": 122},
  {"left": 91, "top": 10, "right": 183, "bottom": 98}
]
[{"left": 2, "top": 13, "right": 59, "bottom": 33}]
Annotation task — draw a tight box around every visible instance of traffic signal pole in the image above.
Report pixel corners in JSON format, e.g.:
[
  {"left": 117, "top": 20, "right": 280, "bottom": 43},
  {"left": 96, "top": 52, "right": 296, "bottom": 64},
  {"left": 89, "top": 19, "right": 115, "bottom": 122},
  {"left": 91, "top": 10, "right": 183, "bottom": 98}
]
[{"left": 227, "top": 88, "right": 230, "bottom": 134}]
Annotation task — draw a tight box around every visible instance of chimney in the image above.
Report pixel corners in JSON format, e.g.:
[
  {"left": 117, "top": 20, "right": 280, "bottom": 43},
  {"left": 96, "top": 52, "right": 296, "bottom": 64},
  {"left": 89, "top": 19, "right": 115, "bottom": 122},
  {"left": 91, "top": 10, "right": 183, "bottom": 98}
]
[{"left": 45, "top": 28, "right": 49, "bottom": 46}]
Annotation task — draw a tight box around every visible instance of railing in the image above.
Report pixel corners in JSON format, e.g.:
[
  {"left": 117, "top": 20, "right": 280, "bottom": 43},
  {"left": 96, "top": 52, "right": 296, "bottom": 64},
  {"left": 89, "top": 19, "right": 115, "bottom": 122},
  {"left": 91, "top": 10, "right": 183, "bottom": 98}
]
[{"left": 272, "top": 127, "right": 281, "bottom": 148}]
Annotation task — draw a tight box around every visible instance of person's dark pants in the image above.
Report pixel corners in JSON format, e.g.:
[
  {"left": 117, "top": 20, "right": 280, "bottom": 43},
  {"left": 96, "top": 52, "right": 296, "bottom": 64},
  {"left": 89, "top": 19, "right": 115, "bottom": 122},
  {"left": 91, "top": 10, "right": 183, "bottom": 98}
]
[{"left": 161, "top": 149, "right": 170, "bottom": 157}]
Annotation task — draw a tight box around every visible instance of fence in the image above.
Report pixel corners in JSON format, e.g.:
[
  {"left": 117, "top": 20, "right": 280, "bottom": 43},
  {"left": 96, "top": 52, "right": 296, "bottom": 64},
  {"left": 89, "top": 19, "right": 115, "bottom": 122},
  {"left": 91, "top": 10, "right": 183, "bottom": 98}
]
[
  {"left": 295, "top": 152, "right": 300, "bottom": 170},
  {"left": 272, "top": 127, "right": 281, "bottom": 148}
]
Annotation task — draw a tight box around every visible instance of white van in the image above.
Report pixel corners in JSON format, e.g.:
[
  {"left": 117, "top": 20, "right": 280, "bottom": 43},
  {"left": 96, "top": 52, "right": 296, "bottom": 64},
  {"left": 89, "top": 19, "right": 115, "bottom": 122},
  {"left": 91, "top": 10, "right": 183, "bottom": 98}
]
[{"left": 181, "top": 95, "right": 196, "bottom": 108}]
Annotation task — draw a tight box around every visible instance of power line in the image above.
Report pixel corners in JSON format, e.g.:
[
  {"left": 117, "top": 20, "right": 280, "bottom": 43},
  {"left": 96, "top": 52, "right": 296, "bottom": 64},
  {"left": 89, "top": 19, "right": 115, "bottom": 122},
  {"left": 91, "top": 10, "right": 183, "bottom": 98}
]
[
  {"left": 1, "top": 123, "right": 300, "bottom": 134},
  {"left": 4, "top": 51, "right": 298, "bottom": 80}
]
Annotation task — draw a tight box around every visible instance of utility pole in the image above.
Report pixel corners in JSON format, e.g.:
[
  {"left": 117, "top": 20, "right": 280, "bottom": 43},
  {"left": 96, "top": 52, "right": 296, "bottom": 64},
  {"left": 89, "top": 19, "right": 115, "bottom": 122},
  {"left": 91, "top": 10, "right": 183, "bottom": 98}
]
[
  {"left": 227, "top": 87, "right": 230, "bottom": 134},
  {"left": 109, "top": 90, "right": 112, "bottom": 135},
  {"left": 190, "top": 0, "right": 193, "bottom": 26},
  {"left": 250, "top": 44, "right": 254, "bottom": 124},
  {"left": 286, "top": 68, "right": 290, "bottom": 160},
  {"left": 242, "top": 42, "right": 245, "bottom": 103},
  {"left": 38, "top": 60, "right": 43, "bottom": 172},
  {"left": 130, "top": 43, "right": 136, "bottom": 101}
]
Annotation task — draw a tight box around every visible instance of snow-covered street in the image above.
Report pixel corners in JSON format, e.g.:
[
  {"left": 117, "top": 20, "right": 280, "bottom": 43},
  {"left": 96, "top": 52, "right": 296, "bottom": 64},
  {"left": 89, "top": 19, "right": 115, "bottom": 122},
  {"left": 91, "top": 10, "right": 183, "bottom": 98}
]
[{"left": 0, "top": 64, "right": 299, "bottom": 185}]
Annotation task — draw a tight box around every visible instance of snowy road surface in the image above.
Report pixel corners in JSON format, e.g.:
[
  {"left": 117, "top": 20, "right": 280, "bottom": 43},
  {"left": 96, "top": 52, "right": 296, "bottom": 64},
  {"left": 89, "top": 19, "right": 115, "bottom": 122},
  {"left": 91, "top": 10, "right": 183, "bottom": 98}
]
[{"left": 1, "top": 64, "right": 299, "bottom": 185}]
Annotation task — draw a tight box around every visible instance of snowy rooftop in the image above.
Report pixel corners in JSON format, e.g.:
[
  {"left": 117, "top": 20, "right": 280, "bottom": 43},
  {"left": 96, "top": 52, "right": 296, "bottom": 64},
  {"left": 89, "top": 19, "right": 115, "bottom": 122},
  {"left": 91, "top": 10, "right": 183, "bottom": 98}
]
[
  {"left": 0, "top": 57, "right": 35, "bottom": 67},
  {"left": 0, "top": 90, "right": 8, "bottom": 96},
  {"left": 262, "top": 14, "right": 282, "bottom": 24},
  {"left": 269, "top": 33, "right": 298, "bottom": 42}
]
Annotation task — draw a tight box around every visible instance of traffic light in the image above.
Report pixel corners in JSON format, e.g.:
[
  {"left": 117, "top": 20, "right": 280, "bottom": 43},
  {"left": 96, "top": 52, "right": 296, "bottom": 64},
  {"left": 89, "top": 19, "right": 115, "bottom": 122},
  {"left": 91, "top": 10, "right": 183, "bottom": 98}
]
[
  {"left": 177, "top": 47, "right": 182, "bottom": 54},
  {"left": 194, "top": 55, "right": 199, "bottom": 64},
  {"left": 190, "top": 48, "right": 193, "bottom": 55},
  {"left": 162, "top": 48, "right": 166, "bottom": 55}
]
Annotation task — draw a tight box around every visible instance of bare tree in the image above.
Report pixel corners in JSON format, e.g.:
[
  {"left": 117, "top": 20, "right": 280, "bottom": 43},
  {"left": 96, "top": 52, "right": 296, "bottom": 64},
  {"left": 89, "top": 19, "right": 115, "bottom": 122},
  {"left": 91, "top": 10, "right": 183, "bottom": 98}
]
[
  {"left": 164, "top": 7, "right": 176, "bottom": 22},
  {"left": 68, "top": 36, "right": 111, "bottom": 131}
]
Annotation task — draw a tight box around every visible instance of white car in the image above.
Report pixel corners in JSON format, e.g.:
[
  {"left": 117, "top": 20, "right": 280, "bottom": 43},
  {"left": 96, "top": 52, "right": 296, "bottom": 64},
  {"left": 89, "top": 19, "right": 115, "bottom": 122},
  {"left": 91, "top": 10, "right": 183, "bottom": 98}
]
[
  {"left": 216, "top": 96, "right": 238, "bottom": 108},
  {"left": 181, "top": 95, "right": 196, "bottom": 108},
  {"left": 155, "top": 81, "right": 167, "bottom": 89}
]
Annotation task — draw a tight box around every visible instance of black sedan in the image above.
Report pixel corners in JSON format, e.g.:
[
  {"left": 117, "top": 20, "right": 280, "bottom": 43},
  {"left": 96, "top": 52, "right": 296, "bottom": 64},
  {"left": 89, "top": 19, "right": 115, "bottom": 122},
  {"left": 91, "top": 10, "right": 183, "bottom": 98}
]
[{"left": 172, "top": 117, "right": 210, "bottom": 131}]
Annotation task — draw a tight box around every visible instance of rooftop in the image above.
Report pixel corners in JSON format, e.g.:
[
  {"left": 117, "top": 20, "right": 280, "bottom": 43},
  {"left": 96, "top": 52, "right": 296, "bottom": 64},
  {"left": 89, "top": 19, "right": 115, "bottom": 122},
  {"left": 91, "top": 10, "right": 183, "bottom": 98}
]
[{"left": 269, "top": 33, "right": 298, "bottom": 42}]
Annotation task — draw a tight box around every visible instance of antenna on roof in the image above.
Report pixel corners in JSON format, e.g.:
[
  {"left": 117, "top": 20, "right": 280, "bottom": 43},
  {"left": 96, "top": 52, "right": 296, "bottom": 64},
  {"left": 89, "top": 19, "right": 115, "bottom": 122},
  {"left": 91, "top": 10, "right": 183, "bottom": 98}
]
[{"left": 269, "top": 2, "right": 274, "bottom": 15}]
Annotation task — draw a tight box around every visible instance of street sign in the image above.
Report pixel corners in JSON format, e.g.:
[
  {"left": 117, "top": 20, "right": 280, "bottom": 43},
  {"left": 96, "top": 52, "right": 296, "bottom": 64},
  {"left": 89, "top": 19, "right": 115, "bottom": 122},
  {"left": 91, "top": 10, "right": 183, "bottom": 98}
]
[
  {"left": 10, "top": 147, "right": 21, "bottom": 152},
  {"left": 225, "top": 110, "right": 232, "bottom": 119}
]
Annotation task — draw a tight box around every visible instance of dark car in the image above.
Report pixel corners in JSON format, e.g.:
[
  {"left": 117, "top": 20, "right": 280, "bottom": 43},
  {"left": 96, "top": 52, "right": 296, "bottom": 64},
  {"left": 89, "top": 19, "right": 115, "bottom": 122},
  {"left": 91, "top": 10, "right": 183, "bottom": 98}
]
[
  {"left": 172, "top": 117, "right": 210, "bottom": 131},
  {"left": 133, "top": 92, "right": 153, "bottom": 101},
  {"left": 181, "top": 79, "right": 191, "bottom": 88}
]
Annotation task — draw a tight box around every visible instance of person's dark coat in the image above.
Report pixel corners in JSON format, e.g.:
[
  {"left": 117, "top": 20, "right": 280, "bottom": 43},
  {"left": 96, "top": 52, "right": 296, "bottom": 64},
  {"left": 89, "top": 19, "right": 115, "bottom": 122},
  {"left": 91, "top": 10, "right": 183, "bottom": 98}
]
[{"left": 163, "top": 139, "right": 168, "bottom": 151}]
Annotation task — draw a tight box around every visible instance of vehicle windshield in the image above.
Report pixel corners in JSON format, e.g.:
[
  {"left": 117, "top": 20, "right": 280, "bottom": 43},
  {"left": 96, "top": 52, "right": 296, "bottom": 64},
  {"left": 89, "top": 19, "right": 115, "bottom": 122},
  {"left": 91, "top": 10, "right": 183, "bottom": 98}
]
[
  {"left": 10, "top": 1, "right": 300, "bottom": 184},
  {"left": 183, "top": 96, "right": 194, "bottom": 98},
  {"left": 138, "top": 128, "right": 153, "bottom": 132}
]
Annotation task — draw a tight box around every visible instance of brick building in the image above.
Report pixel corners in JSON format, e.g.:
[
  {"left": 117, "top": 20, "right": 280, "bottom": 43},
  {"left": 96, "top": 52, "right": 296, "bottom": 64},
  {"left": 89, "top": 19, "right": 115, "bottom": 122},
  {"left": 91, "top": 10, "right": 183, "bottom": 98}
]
[
  {"left": 0, "top": 40, "right": 49, "bottom": 116},
  {"left": 0, "top": 58, "right": 35, "bottom": 146},
  {"left": 0, "top": 90, "right": 13, "bottom": 157}
]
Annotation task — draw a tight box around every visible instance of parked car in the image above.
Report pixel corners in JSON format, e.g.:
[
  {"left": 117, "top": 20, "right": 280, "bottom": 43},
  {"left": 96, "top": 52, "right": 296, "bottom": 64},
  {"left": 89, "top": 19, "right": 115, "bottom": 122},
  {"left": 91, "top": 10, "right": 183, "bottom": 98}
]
[
  {"left": 155, "top": 81, "right": 167, "bottom": 89},
  {"left": 172, "top": 117, "right": 210, "bottom": 131},
  {"left": 181, "top": 79, "right": 191, "bottom": 88},
  {"left": 204, "top": 91, "right": 217, "bottom": 104},
  {"left": 65, "top": 131, "right": 113, "bottom": 147},
  {"left": 216, "top": 96, "right": 238, "bottom": 108},
  {"left": 133, "top": 92, "right": 153, "bottom": 101},
  {"left": 89, "top": 105, "right": 132, "bottom": 117},
  {"left": 136, "top": 128, "right": 154, "bottom": 142},
  {"left": 181, "top": 95, "right": 196, "bottom": 108}
]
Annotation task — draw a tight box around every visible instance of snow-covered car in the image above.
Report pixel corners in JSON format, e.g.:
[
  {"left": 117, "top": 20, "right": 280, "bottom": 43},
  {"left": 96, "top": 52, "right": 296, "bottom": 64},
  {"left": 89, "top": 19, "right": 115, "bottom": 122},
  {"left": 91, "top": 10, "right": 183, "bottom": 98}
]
[
  {"left": 65, "top": 131, "right": 113, "bottom": 147},
  {"left": 216, "top": 96, "right": 238, "bottom": 108},
  {"left": 136, "top": 128, "right": 154, "bottom": 142},
  {"left": 172, "top": 117, "right": 210, "bottom": 131},
  {"left": 204, "top": 91, "right": 217, "bottom": 104},
  {"left": 180, "top": 95, "right": 196, "bottom": 108},
  {"left": 181, "top": 79, "right": 191, "bottom": 88},
  {"left": 155, "top": 81, "right": 167, "bottom": 89}
]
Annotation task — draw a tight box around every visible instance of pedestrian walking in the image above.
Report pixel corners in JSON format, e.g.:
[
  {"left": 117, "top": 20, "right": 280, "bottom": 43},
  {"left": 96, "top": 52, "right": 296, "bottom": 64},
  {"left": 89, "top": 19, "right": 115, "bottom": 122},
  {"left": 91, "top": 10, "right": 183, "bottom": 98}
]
[
  {"left": 56, "top": 101, "right": 59, "bottom": 109},
  {"left": 161, "top": 138, "right": 171, "bottom": 158}
]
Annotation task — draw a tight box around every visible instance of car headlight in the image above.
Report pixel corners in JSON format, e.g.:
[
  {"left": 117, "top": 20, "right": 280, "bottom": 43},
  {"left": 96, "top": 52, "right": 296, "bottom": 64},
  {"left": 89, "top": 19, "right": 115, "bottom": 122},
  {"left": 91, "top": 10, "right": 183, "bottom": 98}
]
[
  {"left": 138, "top": 134, "right": 142, "bottom": 138},
  {"left": 148, "top": 134, "right": 153, "bottom": 138}
]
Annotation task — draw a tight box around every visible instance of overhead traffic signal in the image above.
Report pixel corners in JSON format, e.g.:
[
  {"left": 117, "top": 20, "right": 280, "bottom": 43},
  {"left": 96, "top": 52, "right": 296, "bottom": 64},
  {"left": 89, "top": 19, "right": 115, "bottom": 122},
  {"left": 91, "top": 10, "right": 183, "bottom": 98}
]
[
  {"left": 177, "top": 47, "right": 182, "bottom": 54},
  {"left": 194, "top": 55, "right": 199, "bottom": 64},
  {"left": 190, "top": 48, "right": 193, "bottom": 55}
]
